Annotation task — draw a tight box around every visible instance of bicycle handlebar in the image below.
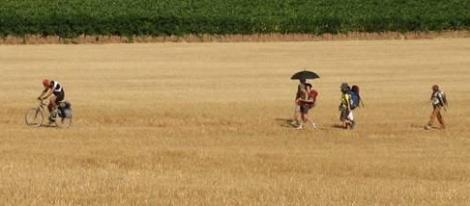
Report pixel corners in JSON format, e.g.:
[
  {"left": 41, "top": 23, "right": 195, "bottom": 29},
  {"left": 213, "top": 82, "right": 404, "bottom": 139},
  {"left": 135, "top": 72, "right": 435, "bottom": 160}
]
[{"left": 37, "top": 99, "right": 48, "bottom": 106}]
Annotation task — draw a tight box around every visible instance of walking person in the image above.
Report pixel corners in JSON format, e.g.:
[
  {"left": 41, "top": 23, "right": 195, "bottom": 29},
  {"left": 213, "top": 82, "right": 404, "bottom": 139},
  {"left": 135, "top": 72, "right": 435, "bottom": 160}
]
[
  {"left": 295, "top": 83, "right": 318, "bottom": 129},
  {"left": 289, "top": 70, "right": 320, "bottom": 128},
  {"left": 291, "top": 79, "right": 307, "bottom": 127},
  {"left": 425, "top": 85, "right": 448, "bottom": 130},
  {"left": 339, "top": 83, "right": 354, "bottom": 129}
]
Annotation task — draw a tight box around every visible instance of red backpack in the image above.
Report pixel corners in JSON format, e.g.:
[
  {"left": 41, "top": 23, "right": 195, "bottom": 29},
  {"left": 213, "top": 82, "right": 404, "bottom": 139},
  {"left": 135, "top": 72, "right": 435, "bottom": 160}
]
[{"left": 309, "top": 89, "right": 318, "bottom": 106}]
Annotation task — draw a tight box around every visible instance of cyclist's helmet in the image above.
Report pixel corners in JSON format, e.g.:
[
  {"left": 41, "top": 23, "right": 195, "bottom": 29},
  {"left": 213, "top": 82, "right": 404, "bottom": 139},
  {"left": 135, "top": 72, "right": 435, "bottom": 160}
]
[{"left": 42, "top": 79, "right": 50, "bottom": 88}]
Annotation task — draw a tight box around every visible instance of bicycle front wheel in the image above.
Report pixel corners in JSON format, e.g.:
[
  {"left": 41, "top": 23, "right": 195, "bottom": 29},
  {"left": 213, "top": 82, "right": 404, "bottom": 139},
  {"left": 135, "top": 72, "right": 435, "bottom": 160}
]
[{"left": 25, "top": 108, "right": 44, "bottom": 127}]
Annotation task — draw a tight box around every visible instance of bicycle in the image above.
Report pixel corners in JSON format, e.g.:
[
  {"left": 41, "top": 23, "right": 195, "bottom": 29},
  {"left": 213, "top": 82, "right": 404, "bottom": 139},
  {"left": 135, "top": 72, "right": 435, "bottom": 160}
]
[{"left": 25, "top": 100, "right": 73, "bottom": 128}]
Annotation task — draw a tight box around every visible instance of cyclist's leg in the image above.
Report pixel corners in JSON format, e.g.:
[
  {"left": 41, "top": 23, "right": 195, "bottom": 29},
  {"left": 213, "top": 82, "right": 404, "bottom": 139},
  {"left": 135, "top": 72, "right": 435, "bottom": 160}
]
[
  {"left": 51, "top": 95, "right": 58, "bottom": 109},
  {"left": 48, "top": 95, "right": 59, "bottom": 122},
  {"left": 47, "top": 96, "right": 56, "bottom": 112},
  {"left": 52, "top": 92, "right": 64, "bottom": 119}
]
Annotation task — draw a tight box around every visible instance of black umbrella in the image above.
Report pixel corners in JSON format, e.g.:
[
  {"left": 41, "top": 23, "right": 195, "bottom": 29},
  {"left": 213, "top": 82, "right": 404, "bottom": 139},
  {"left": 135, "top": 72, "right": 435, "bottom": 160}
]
[{"left": 290, "top": 70, "right": 320, "bottom": 80}]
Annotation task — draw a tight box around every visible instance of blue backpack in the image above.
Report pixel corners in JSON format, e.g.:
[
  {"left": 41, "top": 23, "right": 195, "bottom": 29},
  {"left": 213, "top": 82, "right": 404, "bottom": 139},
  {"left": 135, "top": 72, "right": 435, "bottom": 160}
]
[{"left": 350, "top": 91, "right": 360, "bottom": 110}]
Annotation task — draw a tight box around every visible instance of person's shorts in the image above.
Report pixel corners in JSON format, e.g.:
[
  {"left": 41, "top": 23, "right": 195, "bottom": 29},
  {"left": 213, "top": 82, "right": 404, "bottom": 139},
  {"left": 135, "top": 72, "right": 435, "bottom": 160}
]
[
  {"left": 295, "top": 104, "right": 301, "bottom": 112},
  {"left": 300, "top": 104, "right": 311, "bottom": 114},
  {"left": 432, "top": 104, "right": 443, "bottom": 110}
]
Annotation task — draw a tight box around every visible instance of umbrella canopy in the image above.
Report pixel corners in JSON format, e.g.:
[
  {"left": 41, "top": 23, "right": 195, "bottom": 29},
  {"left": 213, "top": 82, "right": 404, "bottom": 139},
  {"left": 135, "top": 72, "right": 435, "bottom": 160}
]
[{"left": 290, "top": 70, "right": 320, "bottom": 80}]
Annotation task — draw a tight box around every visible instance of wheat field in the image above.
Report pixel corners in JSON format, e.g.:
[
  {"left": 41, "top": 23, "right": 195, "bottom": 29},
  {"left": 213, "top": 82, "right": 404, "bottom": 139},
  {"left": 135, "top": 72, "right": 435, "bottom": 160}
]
[{"left": 1, "top": 39, "right": 470, "bottom": 205}]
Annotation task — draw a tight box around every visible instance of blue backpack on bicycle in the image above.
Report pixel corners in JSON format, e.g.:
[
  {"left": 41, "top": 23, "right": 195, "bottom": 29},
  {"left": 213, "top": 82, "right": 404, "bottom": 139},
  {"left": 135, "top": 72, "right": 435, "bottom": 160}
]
[{"left": 58, "top": 101, "right": 72, "bottom": 118}]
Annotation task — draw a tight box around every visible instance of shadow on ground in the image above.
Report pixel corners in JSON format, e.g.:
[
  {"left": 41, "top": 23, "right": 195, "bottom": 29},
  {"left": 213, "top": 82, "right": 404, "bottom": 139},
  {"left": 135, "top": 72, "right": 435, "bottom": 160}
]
[{"left": 275, "top": 118, "right": 296, "bottom": 128}]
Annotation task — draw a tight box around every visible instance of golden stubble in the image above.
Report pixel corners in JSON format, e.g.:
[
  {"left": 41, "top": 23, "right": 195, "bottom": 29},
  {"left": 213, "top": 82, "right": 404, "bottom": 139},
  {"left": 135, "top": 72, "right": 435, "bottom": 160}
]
[{"left": 1, "top": 39, "right": 470, "bottom": 205}]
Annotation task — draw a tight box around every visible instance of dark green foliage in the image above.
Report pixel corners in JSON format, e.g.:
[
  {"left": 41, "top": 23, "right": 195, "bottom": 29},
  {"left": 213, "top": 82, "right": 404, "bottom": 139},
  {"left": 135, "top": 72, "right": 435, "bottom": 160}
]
[{"left": 0, "top": 0, "right": 469, "bottom": 37}]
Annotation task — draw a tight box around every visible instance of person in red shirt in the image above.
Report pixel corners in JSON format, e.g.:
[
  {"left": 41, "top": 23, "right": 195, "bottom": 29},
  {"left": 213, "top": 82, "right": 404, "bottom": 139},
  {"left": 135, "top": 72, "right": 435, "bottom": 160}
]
[{"left": 295, "top": 83, "right": 318, "bottom": 129}]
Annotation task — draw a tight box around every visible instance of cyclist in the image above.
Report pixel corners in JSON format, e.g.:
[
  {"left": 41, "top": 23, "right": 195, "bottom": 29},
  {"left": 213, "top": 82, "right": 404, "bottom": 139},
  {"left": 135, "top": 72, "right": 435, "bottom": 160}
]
[{"left": 38, "top": 79, "right": 65, "bottom": 122}]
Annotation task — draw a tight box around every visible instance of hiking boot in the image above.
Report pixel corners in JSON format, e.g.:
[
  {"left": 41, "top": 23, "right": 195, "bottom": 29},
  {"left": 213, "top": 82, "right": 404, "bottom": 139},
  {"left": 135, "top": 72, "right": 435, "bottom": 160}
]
[
  {"left": 424, "top": 125, "right": 431, "bottom": 130},
  {"left": 296, "top": 125, "right": 303, "bottom": 130}
]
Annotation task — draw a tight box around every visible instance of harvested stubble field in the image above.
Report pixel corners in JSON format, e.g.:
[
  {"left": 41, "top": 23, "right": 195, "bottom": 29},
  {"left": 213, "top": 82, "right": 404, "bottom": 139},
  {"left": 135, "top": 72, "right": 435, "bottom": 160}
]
[{"left": 1, "top": 38, "right": 470, "bottom": 205}]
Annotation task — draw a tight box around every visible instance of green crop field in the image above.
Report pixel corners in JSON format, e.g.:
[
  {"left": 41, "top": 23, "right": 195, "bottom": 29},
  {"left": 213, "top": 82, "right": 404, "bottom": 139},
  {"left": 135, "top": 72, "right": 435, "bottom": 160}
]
[{"left": 1, "top": 0, "right": 469, "bottom": 38}]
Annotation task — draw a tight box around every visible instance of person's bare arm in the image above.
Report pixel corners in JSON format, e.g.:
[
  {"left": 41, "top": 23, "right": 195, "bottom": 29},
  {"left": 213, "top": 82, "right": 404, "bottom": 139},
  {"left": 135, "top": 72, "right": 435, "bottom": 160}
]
[
  {"left": 298, "top": 90, "right": 311, "bottom": 103},
  {"left": 38, "top": 88, "right": 52, "bottom": 100},
  {"left": 43, "top": 90, "right": 53, "bottom": 99},
  {"left": 38, "top": 88, "right": 47, "bottom": 100},
  {"left": 299, "top": 97, "right": 313, "bottom": 104}
]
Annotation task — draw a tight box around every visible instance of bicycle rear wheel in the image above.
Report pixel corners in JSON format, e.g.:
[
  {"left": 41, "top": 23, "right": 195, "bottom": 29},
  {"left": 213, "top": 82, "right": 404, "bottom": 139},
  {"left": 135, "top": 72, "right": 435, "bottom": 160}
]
[
  {"left": 25, "top": 108, "right": 44, "bottom": 127},
  {"left": 55, "top": 117, "right": 72, "bottom": 128}
]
